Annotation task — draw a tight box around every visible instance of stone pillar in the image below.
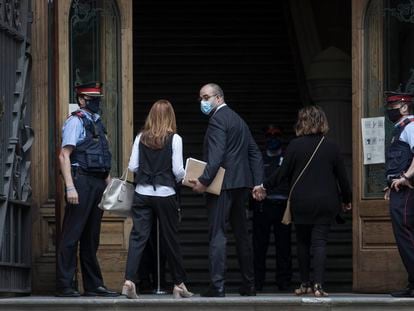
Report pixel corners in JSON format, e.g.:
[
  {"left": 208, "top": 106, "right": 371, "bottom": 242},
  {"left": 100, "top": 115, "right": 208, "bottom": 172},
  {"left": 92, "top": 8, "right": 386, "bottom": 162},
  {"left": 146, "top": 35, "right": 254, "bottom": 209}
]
[{"left": 307, "top": 46, "right": 352, "bottom": 176}]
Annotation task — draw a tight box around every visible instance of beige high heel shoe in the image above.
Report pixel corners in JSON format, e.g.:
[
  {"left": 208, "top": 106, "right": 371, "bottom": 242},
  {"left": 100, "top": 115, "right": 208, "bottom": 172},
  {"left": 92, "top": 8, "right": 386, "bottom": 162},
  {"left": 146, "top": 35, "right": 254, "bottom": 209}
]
[
  {"left": 294, "top": 282, "right": 313, "bottom": 296},
  {"left": 173, "top": 283, "right": 194, "bottom": 299},
  {"left": 313, "top": 283, "right": 329, "bottom": 297},
  {"left": 122, "top": 280, "right": 139, "bottom": 299}
]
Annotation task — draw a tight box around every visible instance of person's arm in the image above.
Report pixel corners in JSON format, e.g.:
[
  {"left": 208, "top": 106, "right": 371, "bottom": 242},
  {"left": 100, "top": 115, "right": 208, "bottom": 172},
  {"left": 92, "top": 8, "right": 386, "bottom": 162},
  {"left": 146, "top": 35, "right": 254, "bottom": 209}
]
[
  {"left": 172, "top": 134, "right": 185, "bottom": 182},
  {"left": 390, "top": 125, "right": 414, "bottom": 191},
  {"left": 332, "top": 145, "right": 352, "bottom": 207},
  {"left": 198, "top": 120, "right": 226, "bottom": 186},
  {"left": 390, "top": 157, "right": 414, "bottom": 191},
  {"left": 58, "top": 146, "right": 79, "bottom": 205},
  {"left": 248, "top": 132, "right": 264, "bottom": 186},
  {"left": 128, "top": 134, "right": 141, "bottom": 173},
  {"left": 253, "top": 143, "right": 294, "bottom": 201}
]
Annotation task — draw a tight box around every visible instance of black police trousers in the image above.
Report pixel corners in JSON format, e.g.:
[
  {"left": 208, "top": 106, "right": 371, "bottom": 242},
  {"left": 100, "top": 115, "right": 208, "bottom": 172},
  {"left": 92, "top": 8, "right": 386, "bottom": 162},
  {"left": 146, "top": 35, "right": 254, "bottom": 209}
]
[
  {"left": 252, "top": 199, "right": 292, "bottom": 289},
  {"left": 206, "top": 188, "right": 254, "bottom": 289},
  {"left": 125, "top": 193, "right": 187, "bottom": 285},
  {"left": 390, "top": 187, "right": 414, "bottom": 286},
  {"left": 56, "top": 172, "right": 106, "bottom": 291}
]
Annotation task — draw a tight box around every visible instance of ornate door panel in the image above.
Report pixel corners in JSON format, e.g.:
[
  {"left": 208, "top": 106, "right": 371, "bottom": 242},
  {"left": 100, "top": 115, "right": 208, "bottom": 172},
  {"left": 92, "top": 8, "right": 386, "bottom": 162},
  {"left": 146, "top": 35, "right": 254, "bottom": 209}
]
[{"left": 0, "top": 0, "right": 33, "bottom": 294}]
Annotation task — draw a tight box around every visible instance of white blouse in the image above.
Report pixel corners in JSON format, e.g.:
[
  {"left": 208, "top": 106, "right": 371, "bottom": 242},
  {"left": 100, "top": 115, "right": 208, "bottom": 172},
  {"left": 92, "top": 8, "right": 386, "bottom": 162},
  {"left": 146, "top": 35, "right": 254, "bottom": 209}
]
[{"left": 128, "top": 133, "right": 185, "bottom": 197}]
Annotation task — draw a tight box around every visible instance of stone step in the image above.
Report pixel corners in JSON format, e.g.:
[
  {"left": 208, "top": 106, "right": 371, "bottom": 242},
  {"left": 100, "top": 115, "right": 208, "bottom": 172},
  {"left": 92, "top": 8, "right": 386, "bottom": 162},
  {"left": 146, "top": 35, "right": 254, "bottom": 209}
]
[{"left": 1, "top": 295, "right": 413, "bottom": 311}]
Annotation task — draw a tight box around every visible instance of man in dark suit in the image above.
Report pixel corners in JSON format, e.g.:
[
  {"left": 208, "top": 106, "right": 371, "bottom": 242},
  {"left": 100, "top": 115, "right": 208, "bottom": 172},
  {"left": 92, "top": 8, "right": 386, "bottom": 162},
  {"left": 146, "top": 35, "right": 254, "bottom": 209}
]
[{"left": 190, "top": 83, "right": 264, "bottom": 297}]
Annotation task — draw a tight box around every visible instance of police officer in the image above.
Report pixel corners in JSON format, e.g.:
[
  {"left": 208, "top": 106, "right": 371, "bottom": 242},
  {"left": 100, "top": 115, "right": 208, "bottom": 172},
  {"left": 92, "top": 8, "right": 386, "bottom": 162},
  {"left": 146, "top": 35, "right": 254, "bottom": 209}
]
[
  {"left": 251, "top": 125, "right": 292, "bottom": 291},
  {"left": 56, "top": 82, "right": 118, "bottom": 297},
  {"left": 384, "top": 91, "right": 414, "bottom": 298}
]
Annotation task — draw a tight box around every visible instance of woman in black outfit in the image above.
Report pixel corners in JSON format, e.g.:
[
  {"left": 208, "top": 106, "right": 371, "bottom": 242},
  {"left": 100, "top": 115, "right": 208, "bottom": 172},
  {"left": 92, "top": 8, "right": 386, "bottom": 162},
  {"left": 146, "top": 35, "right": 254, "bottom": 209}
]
[
  {"left": 254, "top": 105, "right": 352, "bottom": 297},
  {"left": 122, "top": 100, "right": 193, "bottom": 299}
]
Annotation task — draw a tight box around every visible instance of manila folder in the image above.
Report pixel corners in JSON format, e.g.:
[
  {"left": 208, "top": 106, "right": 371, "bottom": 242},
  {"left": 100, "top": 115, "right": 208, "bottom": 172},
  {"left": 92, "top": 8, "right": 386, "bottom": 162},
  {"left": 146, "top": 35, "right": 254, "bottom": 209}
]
[{"left": 183, "top": 158, "right": 225, "bottom": 195}]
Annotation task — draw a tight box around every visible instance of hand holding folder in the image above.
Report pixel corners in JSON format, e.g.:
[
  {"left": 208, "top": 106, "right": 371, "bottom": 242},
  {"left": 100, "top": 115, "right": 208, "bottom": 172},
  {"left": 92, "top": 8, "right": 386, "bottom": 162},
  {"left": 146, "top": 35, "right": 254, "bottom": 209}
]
[{"left": 182, "top": 158, "right": 225, "bottom": 195}]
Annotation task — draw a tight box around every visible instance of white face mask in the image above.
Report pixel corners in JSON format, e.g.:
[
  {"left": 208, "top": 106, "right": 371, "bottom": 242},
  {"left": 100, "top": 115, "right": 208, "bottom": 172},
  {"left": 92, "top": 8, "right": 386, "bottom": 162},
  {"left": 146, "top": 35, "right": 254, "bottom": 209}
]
[{"left": 200, "top": 100, "right": 214, "bottom": 115}]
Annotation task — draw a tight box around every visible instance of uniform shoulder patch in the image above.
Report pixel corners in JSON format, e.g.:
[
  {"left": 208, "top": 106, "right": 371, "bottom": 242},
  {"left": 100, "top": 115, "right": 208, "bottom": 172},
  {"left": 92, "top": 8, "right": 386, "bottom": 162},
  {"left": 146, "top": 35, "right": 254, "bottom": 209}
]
[{"left": 69, "top": 110, "right": 86, "bottom": 119}]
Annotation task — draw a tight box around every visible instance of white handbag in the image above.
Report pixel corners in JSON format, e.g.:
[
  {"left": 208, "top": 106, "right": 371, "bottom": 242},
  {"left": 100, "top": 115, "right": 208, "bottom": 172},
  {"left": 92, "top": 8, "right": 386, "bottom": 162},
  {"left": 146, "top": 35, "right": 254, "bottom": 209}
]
[{"left": 98, "top": 168, "right": 135, "bottom": 216}]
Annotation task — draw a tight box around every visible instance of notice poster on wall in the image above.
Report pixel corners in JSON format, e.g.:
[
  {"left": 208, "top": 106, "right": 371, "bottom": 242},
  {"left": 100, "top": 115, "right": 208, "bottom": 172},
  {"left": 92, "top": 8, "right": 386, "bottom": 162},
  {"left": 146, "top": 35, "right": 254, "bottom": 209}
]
[{"left": 361, "top": 117, "right": 385, "bottom": 165}]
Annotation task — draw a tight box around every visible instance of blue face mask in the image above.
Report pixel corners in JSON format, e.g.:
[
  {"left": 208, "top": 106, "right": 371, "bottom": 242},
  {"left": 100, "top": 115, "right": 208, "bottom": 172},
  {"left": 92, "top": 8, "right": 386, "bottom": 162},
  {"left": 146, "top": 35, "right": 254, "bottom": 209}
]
[{"left": 200, "top": 100, "right": 214, "bottom": 115}]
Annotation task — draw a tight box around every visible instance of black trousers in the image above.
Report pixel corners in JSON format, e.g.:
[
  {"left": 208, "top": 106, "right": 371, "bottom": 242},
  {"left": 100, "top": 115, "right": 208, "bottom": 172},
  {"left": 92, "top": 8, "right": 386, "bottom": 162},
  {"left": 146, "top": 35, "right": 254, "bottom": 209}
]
[
  {"left": 295, "top": 224, "right": 330, "bottom": 285},
  {"left": 390, "top": 188, "right": 414, "bottom": 286},
  {"left": 206, "top": 188, "right": 254, "bottom": 289},
  {"left": 137, "top": 218, "right": 167, "bottom": 288},
  {"left": 56, "top": 173, "right": 106, "bottom": 291},
  {"left": 125, "top": 193, "right": 186, "bottom": 285},
  {"left": 252, "top": 199, "right": 292, "bottom": 288}
]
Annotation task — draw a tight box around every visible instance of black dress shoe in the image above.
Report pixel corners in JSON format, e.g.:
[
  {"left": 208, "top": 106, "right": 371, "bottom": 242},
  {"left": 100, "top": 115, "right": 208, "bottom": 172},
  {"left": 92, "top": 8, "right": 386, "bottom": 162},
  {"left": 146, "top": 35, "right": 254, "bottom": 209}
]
[
  {"left": 277, "top": 282, "right": 291, "bottom": 292},
  {"left": 239, "top": 285, "right": 256, "bottom": 296},
  {"left": 84, "top": 286, "right": 120, "bottom": 297},
  {"left": 200, "top": 286, "right": 225, "bottom": 297},
  {"left": 255, "top": 282, "right": 263, "bottom": 292},
  {"left": 391, "top": 287, "right": 414, "bottom": 297},
  {"left": 55, "top": 288, "right": 81, "bottom": 297}
]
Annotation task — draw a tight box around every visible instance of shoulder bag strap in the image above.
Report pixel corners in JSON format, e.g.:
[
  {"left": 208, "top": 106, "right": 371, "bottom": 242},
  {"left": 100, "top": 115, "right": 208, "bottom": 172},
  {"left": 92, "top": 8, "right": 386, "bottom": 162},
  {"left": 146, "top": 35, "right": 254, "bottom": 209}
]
[{"left": 287, "top": 136, "right": 325, "bottom": 200}]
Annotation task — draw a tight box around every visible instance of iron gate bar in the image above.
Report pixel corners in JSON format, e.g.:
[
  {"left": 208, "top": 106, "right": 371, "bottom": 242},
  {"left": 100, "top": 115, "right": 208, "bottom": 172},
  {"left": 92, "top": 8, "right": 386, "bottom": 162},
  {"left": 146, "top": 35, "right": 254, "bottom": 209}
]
[{"left": 0, "top": 0, "right": 32, "bottom": 294}]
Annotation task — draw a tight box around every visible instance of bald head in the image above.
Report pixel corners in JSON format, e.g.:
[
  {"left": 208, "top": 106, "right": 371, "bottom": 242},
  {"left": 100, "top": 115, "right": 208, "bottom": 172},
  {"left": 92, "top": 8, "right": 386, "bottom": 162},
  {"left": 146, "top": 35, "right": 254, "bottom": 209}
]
[{"left": 199, "top": 83, "right": 225, "bottom": 109}]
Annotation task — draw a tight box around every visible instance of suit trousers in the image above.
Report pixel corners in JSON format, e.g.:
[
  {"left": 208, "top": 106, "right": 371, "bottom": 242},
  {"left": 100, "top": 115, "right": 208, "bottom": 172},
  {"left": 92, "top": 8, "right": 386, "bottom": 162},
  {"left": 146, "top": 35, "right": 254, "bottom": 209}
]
[
  {"left": 390, "top": 187, "right": 414, "bottom": 286},
  {"left": 252, "top": 199, "right": 292, "bottom": 288},
  {"left": 206, "top": 188, "right": 254, "bottom": 289},
  {"left": 125, "top": 193, "right": 187, "bottom": 285},
  {"left": 56, "top": 173, "right": 106, "bottom": 291}
]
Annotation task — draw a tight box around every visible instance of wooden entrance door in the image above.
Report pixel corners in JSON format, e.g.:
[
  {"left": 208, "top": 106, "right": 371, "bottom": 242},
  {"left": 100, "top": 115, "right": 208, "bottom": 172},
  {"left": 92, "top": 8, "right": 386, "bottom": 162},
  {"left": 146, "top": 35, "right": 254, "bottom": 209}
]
[{"left": 352, "top": 0, "right": 414, "bottom": 292}]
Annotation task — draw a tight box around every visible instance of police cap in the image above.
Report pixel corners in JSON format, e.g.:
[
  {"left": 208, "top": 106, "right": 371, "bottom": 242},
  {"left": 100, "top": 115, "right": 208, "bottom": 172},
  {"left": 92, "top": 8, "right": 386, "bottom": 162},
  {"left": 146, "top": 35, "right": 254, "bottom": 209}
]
[
  {"left": 384, "top": 91, "right": 413, "bottom": 106},
  {"left": 75, "top": 82, "right": 103, "bottom": 97}
]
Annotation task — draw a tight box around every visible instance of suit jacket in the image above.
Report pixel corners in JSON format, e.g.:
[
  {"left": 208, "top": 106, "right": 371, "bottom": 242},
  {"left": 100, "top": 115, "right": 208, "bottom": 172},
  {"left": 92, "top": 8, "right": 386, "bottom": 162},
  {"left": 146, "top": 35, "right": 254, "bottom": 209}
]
[
  {"left": 199, "top": 105, "right": 264, "bottom": 190},
  {"left": 264, "top": 134, "right": 352, "bottom": 224}
]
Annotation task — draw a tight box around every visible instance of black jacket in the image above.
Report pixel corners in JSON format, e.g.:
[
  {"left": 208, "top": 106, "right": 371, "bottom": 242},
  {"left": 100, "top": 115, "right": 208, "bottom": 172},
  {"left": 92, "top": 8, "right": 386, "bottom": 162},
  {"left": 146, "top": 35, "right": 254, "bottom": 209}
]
[
  {"left": 264, "top": 134, "right": 351, "bottom": 224},
  {"left": 199, "top": 105, "right": 264, "bottom": 190}
]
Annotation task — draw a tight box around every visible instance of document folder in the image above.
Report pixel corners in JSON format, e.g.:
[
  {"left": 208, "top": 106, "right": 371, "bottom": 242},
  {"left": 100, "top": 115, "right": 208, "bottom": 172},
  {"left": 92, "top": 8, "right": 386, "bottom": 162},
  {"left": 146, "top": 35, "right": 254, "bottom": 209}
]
[{"left": 182, "top": 158, "right": 225, "bottom": 195}]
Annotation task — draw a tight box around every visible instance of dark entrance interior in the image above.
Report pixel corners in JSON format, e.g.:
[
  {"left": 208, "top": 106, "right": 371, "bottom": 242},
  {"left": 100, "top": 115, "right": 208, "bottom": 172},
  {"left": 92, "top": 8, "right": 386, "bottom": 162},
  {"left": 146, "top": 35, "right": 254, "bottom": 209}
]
[{"left": 132, "top": 0, "right": 352, "bottom": 292}]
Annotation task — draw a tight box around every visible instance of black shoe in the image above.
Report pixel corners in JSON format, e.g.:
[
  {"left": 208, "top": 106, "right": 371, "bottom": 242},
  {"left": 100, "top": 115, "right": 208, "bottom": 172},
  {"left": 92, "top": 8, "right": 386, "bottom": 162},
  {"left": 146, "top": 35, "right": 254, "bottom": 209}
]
[
  {"left": 200, "top": 286, "right": 225, "bottom": 297},
  {"left": 391, "top": 287, "right": 414, "bottom": 298},
  {"left": 239, "top": 285, "right": 256, "bottom": 296},
  {"left": 277, "top": 282, "right": 291, "bottom": 292},
  {"left": 56, "top": 288, "right": 81, "bottom": 297},
  {"left": 84, "top": 286, "right": 120, "bottom": 297}
]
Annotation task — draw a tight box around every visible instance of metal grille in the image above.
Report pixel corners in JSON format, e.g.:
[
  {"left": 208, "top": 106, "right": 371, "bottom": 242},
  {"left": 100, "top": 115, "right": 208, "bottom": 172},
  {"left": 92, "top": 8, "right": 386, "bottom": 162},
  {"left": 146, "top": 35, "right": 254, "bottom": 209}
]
[{"left": 0, "top": 0, "right": 32, "bottom": 294}]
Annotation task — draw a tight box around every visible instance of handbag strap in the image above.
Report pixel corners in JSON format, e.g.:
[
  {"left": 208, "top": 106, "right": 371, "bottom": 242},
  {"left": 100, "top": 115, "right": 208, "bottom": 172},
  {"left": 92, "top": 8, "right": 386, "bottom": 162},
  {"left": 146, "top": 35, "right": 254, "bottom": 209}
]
[
  {"left": 287, "top": 136, "right": 325, "bottom": 200},
  {"left": 120, "top": 168, "right": 130, "bottom": 181}
]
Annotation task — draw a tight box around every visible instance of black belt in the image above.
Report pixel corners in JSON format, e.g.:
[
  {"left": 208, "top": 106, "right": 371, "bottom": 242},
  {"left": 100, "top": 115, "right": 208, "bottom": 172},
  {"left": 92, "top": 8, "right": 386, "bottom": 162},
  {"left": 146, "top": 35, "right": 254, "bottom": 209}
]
[{"left": 72, "top": 167, "right": 109, "bottom": 179}]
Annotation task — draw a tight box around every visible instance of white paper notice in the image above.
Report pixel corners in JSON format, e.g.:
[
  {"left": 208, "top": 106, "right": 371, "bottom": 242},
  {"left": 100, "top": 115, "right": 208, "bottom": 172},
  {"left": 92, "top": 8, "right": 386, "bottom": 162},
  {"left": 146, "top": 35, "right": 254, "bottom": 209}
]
[{"left": 361, "top": 117, "right": 385, "bottom": 165}]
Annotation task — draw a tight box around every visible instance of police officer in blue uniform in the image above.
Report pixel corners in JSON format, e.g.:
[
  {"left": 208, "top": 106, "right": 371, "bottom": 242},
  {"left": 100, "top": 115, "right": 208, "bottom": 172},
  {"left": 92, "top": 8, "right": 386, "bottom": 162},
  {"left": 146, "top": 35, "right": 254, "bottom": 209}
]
[
  {"left": 56, "top": 82, "right": 118, "bottom": 297},
  {"left": 251, "top": 125, "right": 292, "bottom": 291},
  {"left": 384, "top": 91, "right": 414, "bottom": 298}
]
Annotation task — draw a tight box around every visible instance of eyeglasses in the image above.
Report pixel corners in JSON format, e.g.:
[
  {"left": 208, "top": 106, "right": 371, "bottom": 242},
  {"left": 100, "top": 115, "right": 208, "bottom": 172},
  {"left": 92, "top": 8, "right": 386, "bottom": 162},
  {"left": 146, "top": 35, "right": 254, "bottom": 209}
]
[{"left": 198, "top": 94, "right": 217, "bottom": 102}]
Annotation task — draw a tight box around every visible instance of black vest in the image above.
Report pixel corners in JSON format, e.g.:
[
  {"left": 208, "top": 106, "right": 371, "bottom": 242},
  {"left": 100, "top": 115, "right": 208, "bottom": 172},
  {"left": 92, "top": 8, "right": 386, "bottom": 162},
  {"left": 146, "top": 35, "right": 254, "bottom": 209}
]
[
  {"left": 385, "top": 118, "right": 414, "bottom": 178},
  {"left": 135, "top": 134, "right": 176, "bottom": 190},
  {"left": 69, "top": 110, "right": 112, "bottom": 173}
]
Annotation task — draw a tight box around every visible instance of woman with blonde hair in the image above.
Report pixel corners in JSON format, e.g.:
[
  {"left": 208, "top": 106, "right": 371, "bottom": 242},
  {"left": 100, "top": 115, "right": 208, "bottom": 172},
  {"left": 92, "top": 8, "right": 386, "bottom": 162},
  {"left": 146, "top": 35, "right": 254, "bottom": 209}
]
[
  {"left": 254, "top": 105, "right": 352, "bottom": 297},
  {"left": 122, "top": 99, "right": 193, "bottom": 299}
]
